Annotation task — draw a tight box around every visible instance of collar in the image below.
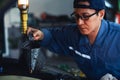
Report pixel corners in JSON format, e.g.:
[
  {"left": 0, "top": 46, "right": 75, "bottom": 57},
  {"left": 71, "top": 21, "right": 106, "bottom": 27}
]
[{"left": 94, "top": 19, "right": 109, "bottom": 47}]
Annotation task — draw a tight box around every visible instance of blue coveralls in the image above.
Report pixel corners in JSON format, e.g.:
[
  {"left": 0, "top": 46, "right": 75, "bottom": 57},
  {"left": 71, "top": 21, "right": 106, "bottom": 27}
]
[{"left": 39, "top": 19, "right": 120, "bottom": 79}]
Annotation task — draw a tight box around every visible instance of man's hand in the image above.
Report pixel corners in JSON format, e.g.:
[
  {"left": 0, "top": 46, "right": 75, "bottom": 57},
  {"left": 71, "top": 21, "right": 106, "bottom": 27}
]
[{"left": 27, "top": 27, "right": 44, "bottom": 41}]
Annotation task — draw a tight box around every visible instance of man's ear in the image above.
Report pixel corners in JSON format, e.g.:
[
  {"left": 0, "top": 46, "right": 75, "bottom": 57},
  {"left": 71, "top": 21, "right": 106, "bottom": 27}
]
[{"left": 98, "top": 10, "right": 105, "bottom": 19}]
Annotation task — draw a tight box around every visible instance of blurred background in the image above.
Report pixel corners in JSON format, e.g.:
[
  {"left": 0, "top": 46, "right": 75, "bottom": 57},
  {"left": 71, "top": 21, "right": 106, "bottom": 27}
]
[{"left": 0, "top": 0, "right": 120, "bottom": 80}]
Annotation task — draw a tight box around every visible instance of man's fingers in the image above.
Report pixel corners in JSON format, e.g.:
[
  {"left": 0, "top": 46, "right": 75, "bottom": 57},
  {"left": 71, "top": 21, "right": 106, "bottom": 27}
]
[
  {"left": 33, "top": 31, "right": 43, "bottom": 40},
  {"left": 27, "top": 27, "right": 37, "bottom": 35},
  {"left": 27, "top": 27, "right": 32, "bottom": 35},
  {"left": 33, "top": 32, "right": 40, "bottom": 40}
]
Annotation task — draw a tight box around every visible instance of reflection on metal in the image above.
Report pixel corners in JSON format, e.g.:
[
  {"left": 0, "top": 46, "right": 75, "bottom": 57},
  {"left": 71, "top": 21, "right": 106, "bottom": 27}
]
[
  {"left": 31, "top": 48, "right": 39, "bottom": 73},
  {"left": 3, "top": 8, "right": 20, "bottom": 57}
]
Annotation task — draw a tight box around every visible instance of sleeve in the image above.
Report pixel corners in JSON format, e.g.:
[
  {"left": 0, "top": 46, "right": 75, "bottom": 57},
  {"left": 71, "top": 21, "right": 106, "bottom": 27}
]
[
  {"left": 40, "top": 29, "right": 52, "bottom": 46},
  {"left": 39, "top": 28, "right": 67, "bottom": 54}
]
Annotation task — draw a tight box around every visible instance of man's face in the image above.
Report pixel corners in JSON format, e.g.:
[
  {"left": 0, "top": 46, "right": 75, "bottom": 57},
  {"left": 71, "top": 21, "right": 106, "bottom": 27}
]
[{"left": 73, "top": 2, "right": 104, "bottom": 35}]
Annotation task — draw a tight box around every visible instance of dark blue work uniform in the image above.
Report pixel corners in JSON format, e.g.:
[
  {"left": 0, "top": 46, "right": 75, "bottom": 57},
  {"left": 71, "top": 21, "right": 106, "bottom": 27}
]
[{"left": 39, "top": 19, "right": 120, "bottom": 80}]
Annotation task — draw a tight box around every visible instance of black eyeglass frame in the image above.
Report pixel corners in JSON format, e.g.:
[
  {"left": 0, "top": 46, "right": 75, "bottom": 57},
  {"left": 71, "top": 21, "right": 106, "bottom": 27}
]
[{"left": 71, "top": 11, "right": 99, "bottom": 20}]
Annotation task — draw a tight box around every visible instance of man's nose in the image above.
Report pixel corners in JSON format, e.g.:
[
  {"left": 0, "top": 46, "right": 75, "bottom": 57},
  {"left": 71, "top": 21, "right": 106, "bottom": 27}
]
[{"left": 76, "top": 19, "right": 84, "bottom": 25}]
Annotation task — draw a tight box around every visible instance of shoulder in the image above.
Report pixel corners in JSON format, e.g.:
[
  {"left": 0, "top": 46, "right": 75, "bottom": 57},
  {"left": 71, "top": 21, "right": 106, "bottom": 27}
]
[
  {"left": 102, "top": 20, "right": 120, "bottom": 32},
  {"left": 106, "top": 20, "right": 120, "bottom": 32}
]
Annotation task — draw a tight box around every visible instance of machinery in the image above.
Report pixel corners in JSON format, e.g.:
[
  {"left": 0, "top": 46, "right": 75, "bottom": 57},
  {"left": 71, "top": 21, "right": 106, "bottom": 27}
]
[{"left": 0, "top": 0, "right": 119, "bottom": 80}]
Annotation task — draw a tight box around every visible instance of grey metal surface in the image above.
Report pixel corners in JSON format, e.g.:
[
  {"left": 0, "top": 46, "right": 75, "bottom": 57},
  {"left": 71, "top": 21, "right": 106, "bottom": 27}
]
[{"left": 0, "top": 75, "right": 40, "bottom": 80}]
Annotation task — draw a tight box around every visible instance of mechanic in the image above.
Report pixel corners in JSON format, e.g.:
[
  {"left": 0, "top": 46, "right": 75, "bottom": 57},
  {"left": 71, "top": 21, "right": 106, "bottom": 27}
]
[{"left": 27, "top": 0, "right": 120, "bottom": 79}]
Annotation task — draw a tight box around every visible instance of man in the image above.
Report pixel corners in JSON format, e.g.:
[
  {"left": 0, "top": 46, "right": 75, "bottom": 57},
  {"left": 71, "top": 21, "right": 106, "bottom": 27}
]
[{"left": 27, "top": 0, "right": 120, "bottom": 79}]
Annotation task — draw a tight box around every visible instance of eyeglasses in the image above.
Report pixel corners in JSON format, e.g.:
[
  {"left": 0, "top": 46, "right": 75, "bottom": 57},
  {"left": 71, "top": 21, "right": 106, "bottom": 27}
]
[{"left": 71, "top": 11, "right": 98, "bottom": 20}]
